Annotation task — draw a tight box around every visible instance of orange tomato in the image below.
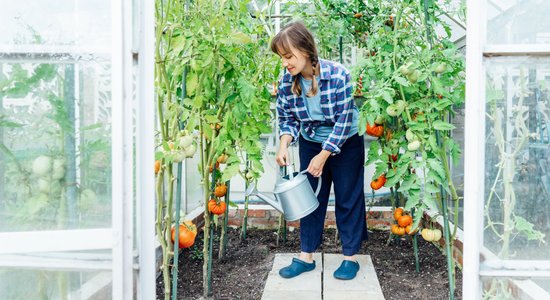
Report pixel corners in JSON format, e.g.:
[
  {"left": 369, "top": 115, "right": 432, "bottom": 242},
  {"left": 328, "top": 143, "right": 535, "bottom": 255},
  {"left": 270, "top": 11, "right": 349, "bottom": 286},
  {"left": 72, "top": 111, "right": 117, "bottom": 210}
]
[
  {"left": 366, "top": 123, "right": 384, "bottom": 137},
  {"left": 398, "top": 215, "right": 413, "bottom": 227},
  {"left": 393, "top": 207, "right": 404, "bottom": 220},
  {"left": 171, "top": 222, "right": 197, "bottom": 249},
  {"left": 154, "top": 160, "right": 161, "bottom": 175},
  {"left": 214, "top": 183, "right": 227, "bottom": 197},
  {"left": 208, "top": 199, "right": 227, "bottom": 215},
  {"left": 370, "top": 174, "right": 386, "bottom": 190},
  {"left": 391, "top": 224, "right": 406, "bottom": 236}
]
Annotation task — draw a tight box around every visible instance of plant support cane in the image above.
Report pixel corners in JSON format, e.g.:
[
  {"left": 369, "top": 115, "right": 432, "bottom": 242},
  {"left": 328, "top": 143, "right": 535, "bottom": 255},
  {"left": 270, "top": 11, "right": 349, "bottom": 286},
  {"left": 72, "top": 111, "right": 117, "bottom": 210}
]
[{"left": 219, "top": 180, "right": 230, "bottom": 260}]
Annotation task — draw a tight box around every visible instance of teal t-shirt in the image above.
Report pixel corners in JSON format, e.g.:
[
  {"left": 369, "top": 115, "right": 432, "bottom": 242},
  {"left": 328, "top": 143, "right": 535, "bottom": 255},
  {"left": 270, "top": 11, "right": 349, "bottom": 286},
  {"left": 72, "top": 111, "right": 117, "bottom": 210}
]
[{"left": 299, "top": 77, "right": 358, "bottom": 143}]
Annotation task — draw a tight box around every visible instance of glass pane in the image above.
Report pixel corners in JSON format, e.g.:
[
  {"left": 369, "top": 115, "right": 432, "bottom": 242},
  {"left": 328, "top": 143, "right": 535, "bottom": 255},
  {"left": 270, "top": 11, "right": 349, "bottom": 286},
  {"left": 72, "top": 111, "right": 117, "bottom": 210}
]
[
  {"left": 532, "top": 278, "right": 550, "bottom": 294},
  {"left": 486, "top": 0, "right": 550, "bottom": 45},
  {"left": 483, "top": 57, "right": 550, "bottom": 260},
  {"left": 0, "top": 0, "right": 113, "bottom": 233},
  {"left": 0, "top": 59, "right": 112, "bottom": 231},
  {"left": 0, "top": 1, "right": 111, "bottom": 49},
  {"left": 0, "top": 268, "right": 112, "bottom": 299}
]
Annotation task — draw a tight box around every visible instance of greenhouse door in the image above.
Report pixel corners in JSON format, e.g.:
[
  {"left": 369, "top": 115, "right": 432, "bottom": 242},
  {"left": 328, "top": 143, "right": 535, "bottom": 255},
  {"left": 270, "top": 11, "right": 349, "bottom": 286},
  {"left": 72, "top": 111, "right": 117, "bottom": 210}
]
[
  {"left": 0, "top": 0, "right": 155, "bottom": 299},
  {"left": 464, "top": 0, "right": 550, "bottom": 298}
]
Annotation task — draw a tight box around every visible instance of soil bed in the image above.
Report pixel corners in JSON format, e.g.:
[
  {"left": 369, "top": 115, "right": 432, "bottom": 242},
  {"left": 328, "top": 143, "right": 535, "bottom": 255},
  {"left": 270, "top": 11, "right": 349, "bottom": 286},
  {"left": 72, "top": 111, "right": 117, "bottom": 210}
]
[{"left": 157, "top": 227, "right": 462, "bottom": 299}]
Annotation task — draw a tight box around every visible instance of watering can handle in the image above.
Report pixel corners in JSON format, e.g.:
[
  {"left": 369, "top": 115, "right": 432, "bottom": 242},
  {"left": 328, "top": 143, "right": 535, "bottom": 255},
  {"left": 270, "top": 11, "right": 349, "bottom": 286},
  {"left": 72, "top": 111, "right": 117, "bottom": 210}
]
[{"left": 300, "top": 170, "right": 322, "bottom": 197}]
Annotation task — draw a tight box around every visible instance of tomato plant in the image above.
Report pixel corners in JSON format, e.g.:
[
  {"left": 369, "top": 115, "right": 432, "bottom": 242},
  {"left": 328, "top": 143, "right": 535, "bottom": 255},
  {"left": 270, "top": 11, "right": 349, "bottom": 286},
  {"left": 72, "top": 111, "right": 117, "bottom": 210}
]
[
  {"left": 155, "top": 0, "right": 279, "bottom": 297},
  {"left": 315, "top": 1, "right": 465, "bottom": 297}
]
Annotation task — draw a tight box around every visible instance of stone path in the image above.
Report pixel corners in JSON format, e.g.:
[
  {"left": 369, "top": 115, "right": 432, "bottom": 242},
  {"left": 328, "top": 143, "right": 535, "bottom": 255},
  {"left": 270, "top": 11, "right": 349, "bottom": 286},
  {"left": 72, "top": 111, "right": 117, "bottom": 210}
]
[{"left": 261, "top": 253, "right": 385, "bottom": 300}]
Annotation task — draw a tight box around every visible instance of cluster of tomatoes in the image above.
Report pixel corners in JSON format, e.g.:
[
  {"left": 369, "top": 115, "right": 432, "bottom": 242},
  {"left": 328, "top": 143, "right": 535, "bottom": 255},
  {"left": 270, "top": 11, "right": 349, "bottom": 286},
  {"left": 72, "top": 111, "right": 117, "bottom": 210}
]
[
  {"left": 390, "top": 208, "right": 416, "bottom": 236},
  {"left": 207, "top": 153, "right": 230, "bottom": 216},
  {"left": 390, "top": 207, "right": 443, "bottom": 243}
]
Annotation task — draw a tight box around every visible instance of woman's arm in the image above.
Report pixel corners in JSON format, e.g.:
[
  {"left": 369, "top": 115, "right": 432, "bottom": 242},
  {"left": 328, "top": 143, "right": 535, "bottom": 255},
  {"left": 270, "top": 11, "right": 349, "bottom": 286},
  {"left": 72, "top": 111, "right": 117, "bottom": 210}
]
[{"left": 322, "top": 71, "right": 354, "bottom": 155}]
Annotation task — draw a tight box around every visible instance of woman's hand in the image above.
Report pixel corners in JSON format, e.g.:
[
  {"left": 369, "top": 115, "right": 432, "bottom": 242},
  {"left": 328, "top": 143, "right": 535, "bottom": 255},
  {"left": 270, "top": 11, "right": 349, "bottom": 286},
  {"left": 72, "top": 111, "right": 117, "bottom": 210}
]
[
  {"left": 307, "top": 150, "right": 331, "bottom": 177},
  {"left": 276, "top": 146, "right": 289, "bottom": 166},
  {"left": 276, "top": 135, "right": 293, "bottom": 166}
]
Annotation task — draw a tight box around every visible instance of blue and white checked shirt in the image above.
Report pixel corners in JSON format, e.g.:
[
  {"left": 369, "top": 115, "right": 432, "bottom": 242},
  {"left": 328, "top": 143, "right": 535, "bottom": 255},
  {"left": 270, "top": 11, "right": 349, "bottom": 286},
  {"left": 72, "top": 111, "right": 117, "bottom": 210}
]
[{"left": 276, "top": 59, "right": 356, "bottom": 155}]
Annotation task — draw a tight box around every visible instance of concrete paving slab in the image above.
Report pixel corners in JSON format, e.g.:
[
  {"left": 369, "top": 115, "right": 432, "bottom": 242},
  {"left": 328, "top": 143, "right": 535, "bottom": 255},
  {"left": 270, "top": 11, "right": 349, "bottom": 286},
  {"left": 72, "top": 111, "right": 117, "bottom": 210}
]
[
  {"left": 261, "top": 253, "right": 385, "bottom": 300},
  {"left": 323, "top": 254, "right": 385, "bottom": 300},
  {"left": 261, "top": 253, "right": 322, "bottom": 300}
]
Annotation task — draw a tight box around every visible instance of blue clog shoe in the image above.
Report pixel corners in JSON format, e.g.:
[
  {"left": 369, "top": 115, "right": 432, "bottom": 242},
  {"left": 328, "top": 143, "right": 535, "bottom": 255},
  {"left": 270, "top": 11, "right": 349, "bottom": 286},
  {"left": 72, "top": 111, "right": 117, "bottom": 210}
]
[
  {"left": 279, "top": 258, "right": 316, "bottom": 279},
  {"left": 333, "top": 260, "right": 360, "bottom": 280}
]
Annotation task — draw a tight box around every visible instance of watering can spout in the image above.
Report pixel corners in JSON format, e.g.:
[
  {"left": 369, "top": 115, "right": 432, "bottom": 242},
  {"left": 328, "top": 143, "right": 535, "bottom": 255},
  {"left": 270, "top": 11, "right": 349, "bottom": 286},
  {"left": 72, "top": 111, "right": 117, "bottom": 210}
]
[{"left": 244, "top": 182, "right": 284, "bottom": 213}]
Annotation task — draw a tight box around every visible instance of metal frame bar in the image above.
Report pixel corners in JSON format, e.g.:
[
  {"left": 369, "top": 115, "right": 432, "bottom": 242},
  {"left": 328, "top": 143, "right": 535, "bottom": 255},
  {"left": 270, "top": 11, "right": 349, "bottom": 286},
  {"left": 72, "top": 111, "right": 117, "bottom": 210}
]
[
  {"left": 136, "top": 0, "right": 156, "bottom": 298},
  {"left": 111, "top": 0, "right": 126, "bottom": 297},
  {"left": 0, "top": 255, "right": 112, "bottom": 271},
  {"left": 479, "top": 270, "right": 550, "bottom": 278},
  {"left": 463, "top": 0, "right": 486, "bottom": 298},
  {"left": 0, "top": 229, "right": 112, "bottom": 254},
  {"left": 484, "top": 44, "right": 550, "bottom": 56}
]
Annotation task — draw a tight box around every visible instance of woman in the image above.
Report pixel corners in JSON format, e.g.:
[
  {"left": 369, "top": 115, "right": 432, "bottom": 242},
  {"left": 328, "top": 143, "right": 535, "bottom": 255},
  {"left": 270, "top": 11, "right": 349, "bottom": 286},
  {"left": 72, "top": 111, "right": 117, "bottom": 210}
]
[{"left": 271, "top": 21, "right": 368, "bottom": 281}]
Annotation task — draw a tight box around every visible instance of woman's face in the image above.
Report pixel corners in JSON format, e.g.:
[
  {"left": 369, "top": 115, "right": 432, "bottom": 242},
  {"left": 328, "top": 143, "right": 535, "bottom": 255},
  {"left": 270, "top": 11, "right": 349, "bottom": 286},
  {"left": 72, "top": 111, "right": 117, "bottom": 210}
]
[{"left": 279, "top": 45, "right": 309, "bottom": 77}]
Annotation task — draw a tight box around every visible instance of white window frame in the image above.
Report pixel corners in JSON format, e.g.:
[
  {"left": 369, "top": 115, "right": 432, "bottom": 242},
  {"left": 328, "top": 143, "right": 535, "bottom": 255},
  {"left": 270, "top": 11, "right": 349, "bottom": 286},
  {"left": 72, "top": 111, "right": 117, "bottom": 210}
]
[
  {"left": 0, "top": 0, "right": 155, "bottom": 298},
  {"left": 464, "top": 0, "right": 550, "bottom": 299}
]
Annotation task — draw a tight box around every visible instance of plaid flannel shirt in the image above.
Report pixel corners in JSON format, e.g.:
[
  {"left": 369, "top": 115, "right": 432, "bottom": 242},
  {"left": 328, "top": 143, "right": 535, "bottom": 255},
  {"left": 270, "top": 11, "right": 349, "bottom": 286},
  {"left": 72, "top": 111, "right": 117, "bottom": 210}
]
[{"left": 276, "top": 59, "right": 355, "bottom": 155}]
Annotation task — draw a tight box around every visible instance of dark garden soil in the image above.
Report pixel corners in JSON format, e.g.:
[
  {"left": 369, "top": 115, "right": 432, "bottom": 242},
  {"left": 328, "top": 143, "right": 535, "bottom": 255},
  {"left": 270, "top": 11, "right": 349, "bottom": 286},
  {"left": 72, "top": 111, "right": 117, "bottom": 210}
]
[{"left": 157, "top": 227, "right": 462, "bottom": 300}]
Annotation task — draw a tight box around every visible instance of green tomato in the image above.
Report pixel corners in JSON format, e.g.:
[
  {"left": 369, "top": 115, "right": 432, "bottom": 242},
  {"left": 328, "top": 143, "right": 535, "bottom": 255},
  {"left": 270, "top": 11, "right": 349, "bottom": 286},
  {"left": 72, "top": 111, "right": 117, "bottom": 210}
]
[
  {"left": 184, "top": 144, "right": 197, "bottom": 158},
  {"left": 179, "top": 135, "right": 193, "bottom": 148},
  {"left": 32, "top": 155, "right": 52, "bottom": 176},
  {"left": 173, "top": 151, "right": 185, "bottom": 163},
  {"left": 399, "top": 62, "right": 413, "bottom": 76},
  {"left": 406, "top": 129, "right": 418, "bottom": 142},
  {"left": 407, "top": 140, "right": 421, "bottom": 151},
  {"left": 407, "top": 70, "right": 420, "bottom": 83},
  {"left": 386, "top": 105, "right": 401, "bottom": 117},
  {"left": 434, "top": 62, "right": 447, "bottom": 74},
  {"left": 52, "top": 159, "right": 66, "bottom": 180},
  {"left": 38, "top": 178, "right": 52, "bottom": 193},
  {"left": 395, "top": 100, "right": 406, "bottom": 111}
]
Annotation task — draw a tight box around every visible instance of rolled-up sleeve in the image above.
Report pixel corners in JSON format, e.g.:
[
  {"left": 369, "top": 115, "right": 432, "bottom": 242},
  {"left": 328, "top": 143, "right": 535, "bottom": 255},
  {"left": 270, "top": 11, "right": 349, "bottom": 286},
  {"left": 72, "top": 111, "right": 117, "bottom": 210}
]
[
  {"left": 322, "top": 71, "right": 354, "bottom": 154},
  {"left": 276, "top": 82, "right": 299, "bottom": 144}
]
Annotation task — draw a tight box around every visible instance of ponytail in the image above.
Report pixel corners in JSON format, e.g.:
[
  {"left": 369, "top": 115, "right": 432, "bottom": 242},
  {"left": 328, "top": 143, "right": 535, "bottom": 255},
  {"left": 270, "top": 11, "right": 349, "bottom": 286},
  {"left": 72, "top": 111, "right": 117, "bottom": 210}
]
[{"left": 306, "top": 59, "right": 319, "bottom": 97}]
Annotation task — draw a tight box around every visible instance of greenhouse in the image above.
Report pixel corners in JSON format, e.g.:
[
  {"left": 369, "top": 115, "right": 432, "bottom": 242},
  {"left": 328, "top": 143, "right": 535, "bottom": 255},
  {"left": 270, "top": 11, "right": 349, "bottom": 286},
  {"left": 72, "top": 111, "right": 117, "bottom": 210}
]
[{"left": 0, "top": 0, "right": 549, "bottom": 299}]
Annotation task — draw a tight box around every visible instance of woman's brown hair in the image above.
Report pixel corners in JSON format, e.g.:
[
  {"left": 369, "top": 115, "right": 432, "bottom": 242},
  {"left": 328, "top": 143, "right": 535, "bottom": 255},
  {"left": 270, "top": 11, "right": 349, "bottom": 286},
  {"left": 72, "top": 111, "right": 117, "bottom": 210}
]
[{"left": 270, "top": 21, "right": 319, "bottom": 97}]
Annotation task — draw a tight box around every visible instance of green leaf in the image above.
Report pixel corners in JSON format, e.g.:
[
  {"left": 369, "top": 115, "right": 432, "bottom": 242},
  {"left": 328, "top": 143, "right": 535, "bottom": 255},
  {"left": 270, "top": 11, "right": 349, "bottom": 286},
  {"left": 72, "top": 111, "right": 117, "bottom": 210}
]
[
  {"left": 220, "top": 162, "right": 241, "bottom": 182},
  {"left": 186, "top": 72, "right": 199, "bottom": 96},
  {"left": 425, "top": 182, "right": 440, "bottom": 194},
  {"left": 514, "top": 215, "right": 546, "bottom": 242},
  {"left": 397, "top": 175, "right": 415, "bottom": 192},
  {"left": 428, "top": 170, "right": 444, "bottom": 186},
  {"left": 381, "top": 90, "right": 394, "bottom": 104},
  {"left": 410, "top": 207, "right": 424, "bottom": 231},
  {"left": 432, "top": 120, "right": 455, "bottom": 131},
  {"left": 394, "top": 76, "right": 410, "bottom": 87},
  {"left": 427, "top": 158, "right": 446, "bottom": 180},
  {"left": 404, "top": 190, "right": 420, "bottom": 211},
  {"left": 366, "top": 142, "right": 381, "bottom": 166},
  {"left": 222, "top": 31, "right": 252, "bottom": 44},
  {"left": 374, "top": 161, "right": 387, "bottom": 178},
  {"left": 422, "top": 195, "right": 439, "bottom": 211}
]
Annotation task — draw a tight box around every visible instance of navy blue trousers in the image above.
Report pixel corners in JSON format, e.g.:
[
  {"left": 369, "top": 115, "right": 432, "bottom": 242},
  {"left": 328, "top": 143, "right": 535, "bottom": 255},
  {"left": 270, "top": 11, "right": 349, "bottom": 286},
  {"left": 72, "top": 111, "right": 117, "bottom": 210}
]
[{"left": 298, "top": 134, "right": 368, "bottom": 256}]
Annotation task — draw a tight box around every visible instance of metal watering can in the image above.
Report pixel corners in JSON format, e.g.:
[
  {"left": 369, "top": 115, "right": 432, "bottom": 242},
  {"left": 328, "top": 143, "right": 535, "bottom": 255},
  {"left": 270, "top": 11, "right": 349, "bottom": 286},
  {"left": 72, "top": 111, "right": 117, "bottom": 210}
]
[{"left": 245, "top": 165, "right": 321, "bottom": 221}]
